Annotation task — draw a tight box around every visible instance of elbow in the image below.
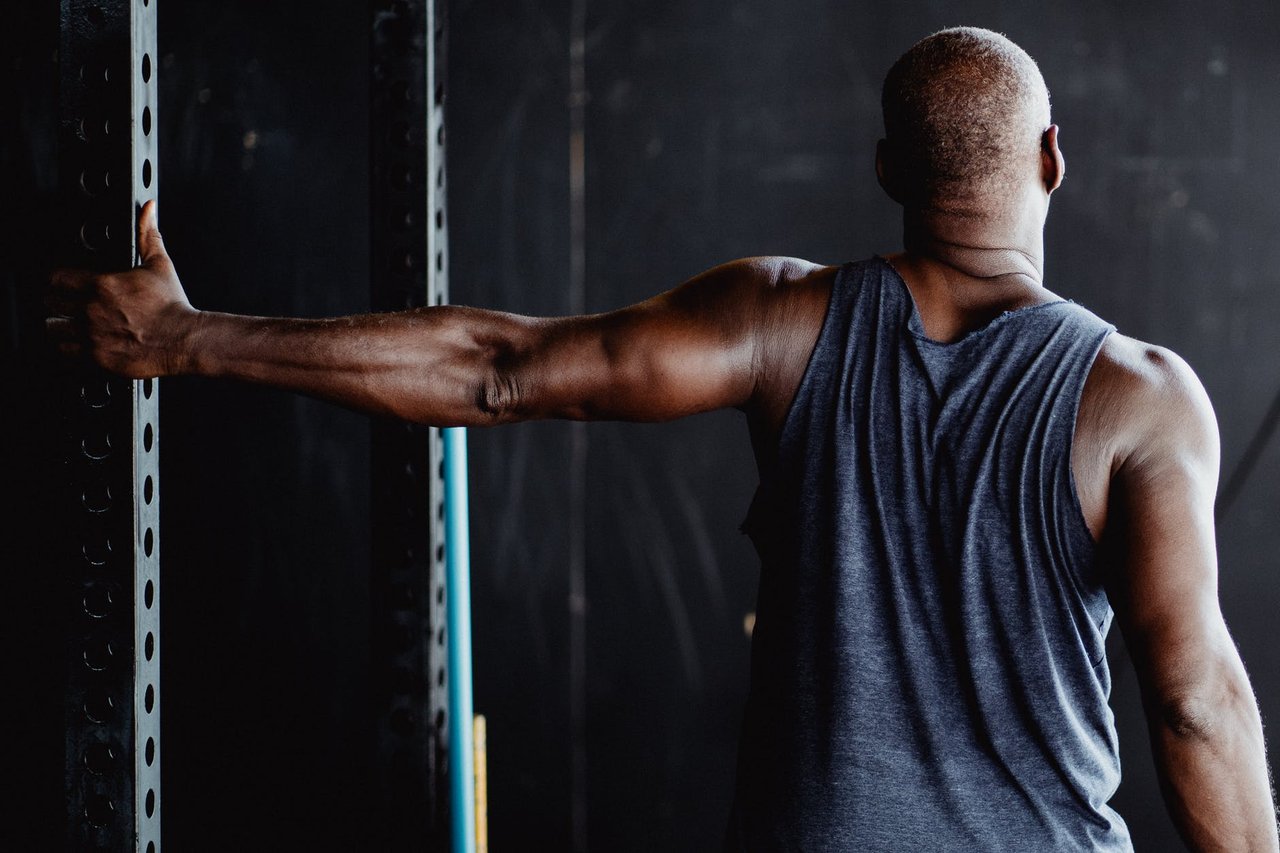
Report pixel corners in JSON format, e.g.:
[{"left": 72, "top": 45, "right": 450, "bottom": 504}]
[
  {"left": 470, "top": 318, "right": 549, "bottom": 425},
  {"left": 1155, "top": 671, "right": 1253, "bottom": 742},
  {"left": 1159, "top": 696, "right": 1223, "bottom": 741},
  {"left": 476, "top": 360, "right": 526, "bottom": 424}
]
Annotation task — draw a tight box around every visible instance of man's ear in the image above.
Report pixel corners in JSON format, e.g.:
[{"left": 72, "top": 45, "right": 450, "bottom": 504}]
[
  {"left": 876, "top": 139, "right": 904, "bottom": 204},
  {"left": 1041, "top": 124, "right": 1065, "bottom": 193}
]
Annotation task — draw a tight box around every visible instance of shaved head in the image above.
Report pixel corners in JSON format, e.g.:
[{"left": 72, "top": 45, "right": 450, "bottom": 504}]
[{"left": 881, "top": 27, "right": 1052, "bottom": 210}]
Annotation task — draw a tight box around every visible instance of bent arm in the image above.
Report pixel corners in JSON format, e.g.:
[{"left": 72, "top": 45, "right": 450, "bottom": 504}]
[{"left": 1106, "top": 346, "right": 1278, "bottom": 851}]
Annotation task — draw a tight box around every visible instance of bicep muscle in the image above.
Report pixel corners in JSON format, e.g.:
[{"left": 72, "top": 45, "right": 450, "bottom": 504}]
[{"left": 499, "top": 258, "right": 812, "bottom": 423}]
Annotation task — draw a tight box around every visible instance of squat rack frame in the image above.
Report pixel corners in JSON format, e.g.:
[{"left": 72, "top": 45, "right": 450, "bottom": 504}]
[
  {"left": 56, "top": 0, "right": 474, "bottom": 849},
  {"left": 57, "top": 0, "right": 161, "bottom": 849}
]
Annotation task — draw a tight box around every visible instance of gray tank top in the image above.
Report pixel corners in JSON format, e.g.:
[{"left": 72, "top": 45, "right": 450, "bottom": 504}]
[{"left": 727, "top": 257, "right": 1131, "bottom": 851}]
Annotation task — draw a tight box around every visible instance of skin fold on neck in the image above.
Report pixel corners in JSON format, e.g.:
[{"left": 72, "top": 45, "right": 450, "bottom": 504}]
[{"left": 886, "top": 196, "right": 1059, "bottom": 342}]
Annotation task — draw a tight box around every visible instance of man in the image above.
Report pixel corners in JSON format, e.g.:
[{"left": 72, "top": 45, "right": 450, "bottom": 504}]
[{"left": 48, "top": 26, "right": 1276, "bottom": 852}]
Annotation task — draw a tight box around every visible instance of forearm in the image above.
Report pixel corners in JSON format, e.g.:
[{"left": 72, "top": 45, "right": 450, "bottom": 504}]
[
  {"left": 1151, "top": 686, "right": 1278, "bottom": 851},
  {"left": 183, "top": 306, "right": 529, "bottom": 426}
]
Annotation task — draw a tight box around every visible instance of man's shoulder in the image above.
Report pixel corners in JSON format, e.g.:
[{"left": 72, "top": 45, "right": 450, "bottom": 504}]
[
  {"left": 681, "top": 256, "right": 839, "bottom": 322},
  {"left": 1093, "top": 333, "right": 1205, "bottom": 412},
  {"left": 715, "top": 255, "right": 838, "bottom": 290},
  {"left": 1086, "top": 333, "right": 1218, "bottom": 473}
]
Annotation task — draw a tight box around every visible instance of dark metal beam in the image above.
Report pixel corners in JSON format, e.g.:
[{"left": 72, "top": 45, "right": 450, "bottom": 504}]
[
  {"left": 370, "top": 0, "right": 450, "bottom": 846},
  {"left": 58, "top": 0, "right": 161, "bottom": 849}
]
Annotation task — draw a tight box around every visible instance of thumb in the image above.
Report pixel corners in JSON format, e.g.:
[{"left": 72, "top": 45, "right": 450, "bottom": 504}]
[{"left": 137, "top": 199, "right": 167, "bottom": 266}]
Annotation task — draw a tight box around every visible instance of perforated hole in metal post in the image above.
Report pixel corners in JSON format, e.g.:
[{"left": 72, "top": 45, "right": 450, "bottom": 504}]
[
  {"left": 83, "top": 742, "right": 116, "bottom": 775},
  {"left": 144, "top": 527, "right": 154, "bottom": 557},
  {"left": 84, "top": 793, "right": 114, "bottom": 827},
  {"left": 79, "top": 169, "right": 101, "bottom": 197},
  {"left": 84, "top": 585, "right": 113, "bottom": 618},
  {"left": 144, "top": 684, "right": 154, "bottom": 714},
  {"left": 141, "top": 53, "right": 151, "bottom": 82},
  {"left": 143, "top": 423, "right": 153, "bottom": 452},
  {"left": 142, "top": 159, "right": 152, "bottom": 188},
  {"left": 83, "top": 484, "right": 113, "bottom": 514},
  {"left": 142, "top": 106, "right": 152, "bottom": 135},
  {"left": 81, "top": 381, "right": 112, "bottom": 407},
  {"left": 145, "top": 737, "right": 155, "bottom": 767},
  {"left": 144, "top": 475, "right": 153, "bottom": 505},
  {"left": 84, "top": 637, "right": 114, "bottom": 671},
  {"left": 82, "top": 432, "right": 112, "bottom": 460},
  {"left": 144, "top": 579, "right": 154, "bottom": 609},
  {"left": 84, "top": 690, "right": 115, "bottom": 724},
  {"left": 83, "top": 538, "right": 112, "bottom": 567},
  {"left": 79, "top": 223, "right": 100, "bottom": 252}
]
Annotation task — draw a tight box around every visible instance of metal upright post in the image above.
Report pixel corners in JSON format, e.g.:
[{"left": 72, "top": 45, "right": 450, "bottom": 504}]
[
  {"left": 370, "top": 0, "right": 451, "bottom": 846},
  {"left": 57, "top": 0, "right": 161, "bottom": 849}
]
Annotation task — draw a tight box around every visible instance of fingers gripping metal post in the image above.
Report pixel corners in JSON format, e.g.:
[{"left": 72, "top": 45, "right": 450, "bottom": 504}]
[{"left": 58, "top": 0, "right": 161, "bottom": 849}]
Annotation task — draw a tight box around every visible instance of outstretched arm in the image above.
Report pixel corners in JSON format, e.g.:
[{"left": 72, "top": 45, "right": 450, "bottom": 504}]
[
  {"left": 48, "top": 202, "right": 814, "bottom": 426},
  {"left": 1104, "top": 342, "right": 1278, "bottom": 851}
]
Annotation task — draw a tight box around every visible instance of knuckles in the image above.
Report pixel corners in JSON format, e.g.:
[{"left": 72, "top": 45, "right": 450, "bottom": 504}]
[
  {"left": 90, "top": 273, "right": 117, "bottom": 298},
  {"left": 46, "top": 261, "right": 181, "bottom": 380}
]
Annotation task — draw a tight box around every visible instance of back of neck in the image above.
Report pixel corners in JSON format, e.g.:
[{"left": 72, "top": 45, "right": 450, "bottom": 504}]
[{"left": 901, "top": 205, "right": 1046, "bottom": 287}]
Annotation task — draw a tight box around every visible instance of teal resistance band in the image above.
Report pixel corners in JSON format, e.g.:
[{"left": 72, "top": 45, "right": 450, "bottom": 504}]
[{"left": 444, "top": 427, "right": 476, "bottom": 853}]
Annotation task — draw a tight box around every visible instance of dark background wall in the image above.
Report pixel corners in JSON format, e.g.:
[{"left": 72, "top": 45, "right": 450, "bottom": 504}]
[{"left": 3, "top": 0, "right": 1278, "bottom": 850}]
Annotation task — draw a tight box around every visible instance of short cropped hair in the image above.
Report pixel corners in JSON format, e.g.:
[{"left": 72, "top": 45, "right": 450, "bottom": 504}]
[{"left": 881, "top": 27, "right": 1051, "bottom": 207}]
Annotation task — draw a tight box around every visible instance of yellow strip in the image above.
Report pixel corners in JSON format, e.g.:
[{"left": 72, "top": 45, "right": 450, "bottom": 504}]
[{"left": 474, "top": 714, "right": 488, "bottom": 853}]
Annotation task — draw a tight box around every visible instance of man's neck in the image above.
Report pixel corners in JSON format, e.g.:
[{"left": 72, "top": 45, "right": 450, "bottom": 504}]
[{"left": 900, "top": 201, "right": 1047, "bottom": 287}]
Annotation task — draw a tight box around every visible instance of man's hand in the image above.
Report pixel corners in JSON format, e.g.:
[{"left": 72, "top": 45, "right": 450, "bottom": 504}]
[{"left": 47, "top": 200, "right": 200, "bottom": 378}]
